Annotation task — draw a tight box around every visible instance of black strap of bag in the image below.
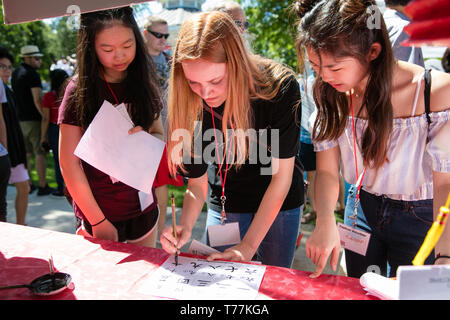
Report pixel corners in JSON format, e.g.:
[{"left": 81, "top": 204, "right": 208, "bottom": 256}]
[
  {"left": 423, "top": 69, "right": 432, "bottom": 142},
  {"left": 424, "top": 68, "right": 432, "bottom": 126}
]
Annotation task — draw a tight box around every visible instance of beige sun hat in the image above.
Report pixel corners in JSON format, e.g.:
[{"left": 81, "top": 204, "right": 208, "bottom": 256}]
[{"left": 20, "top": 45, "right": 44, "bottom": 57}]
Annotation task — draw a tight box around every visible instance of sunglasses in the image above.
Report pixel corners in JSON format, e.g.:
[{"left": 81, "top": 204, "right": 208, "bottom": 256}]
[
  {"left": 234, "top": 20, "right": 250, "bottom": 30},
  {"left": 148, "top": 30, "right": 169, "bottom": 39}
]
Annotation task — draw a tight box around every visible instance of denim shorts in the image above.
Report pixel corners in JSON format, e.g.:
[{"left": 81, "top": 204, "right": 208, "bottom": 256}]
[
  {"left": 202, "top": 206, "right": 302, "bottom": 268},
  {"left": 344, "top": 185, "right": 434, "bottom": 278}
]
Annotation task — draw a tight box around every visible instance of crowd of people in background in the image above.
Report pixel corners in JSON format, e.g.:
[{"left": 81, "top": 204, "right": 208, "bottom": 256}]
[
  {"left": 0, "top": 0, "right": 449, "bottom": 276},
  {"left": 0, "top": 44, "right": 72, "bottom": 226}
]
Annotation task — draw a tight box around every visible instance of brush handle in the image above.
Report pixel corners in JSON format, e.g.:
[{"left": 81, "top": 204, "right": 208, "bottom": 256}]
[
  {"left": 171, "top": 194, "right": 177, "bottom": 241},
  {"left": 0, "top": 284, "right": 31, "bottom": 290}
]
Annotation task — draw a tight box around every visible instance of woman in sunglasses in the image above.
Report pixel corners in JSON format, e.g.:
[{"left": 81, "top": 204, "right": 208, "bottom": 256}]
[
  {"left": 59, "top": 7, "right": 164, "bottom": 245},
  {"left": 160, "top": 11, "right": 304, "bottom": 268}
]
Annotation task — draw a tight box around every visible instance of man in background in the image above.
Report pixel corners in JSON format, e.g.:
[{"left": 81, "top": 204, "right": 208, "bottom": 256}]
[
  {"left": 208, "top": 0, "right": 249, "bottom": 33},
  {"left": 12, "top": 45, "right": 53, "bottom": 196}
]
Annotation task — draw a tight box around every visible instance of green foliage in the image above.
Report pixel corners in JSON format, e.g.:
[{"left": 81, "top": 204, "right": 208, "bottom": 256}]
[
  {"left": 47, "top": 17, "right": 78, "bottom": 62},
  {"left": 0, "top": 3, "right": 77, "bottom": 82},
  {"left": 241, "top": 0, "right": 298, "bottom": 71}
]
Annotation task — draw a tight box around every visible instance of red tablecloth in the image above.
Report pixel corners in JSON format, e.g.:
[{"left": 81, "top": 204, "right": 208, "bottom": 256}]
[{"left": 0, "top": 222, "right": 374, "bottom": 300}]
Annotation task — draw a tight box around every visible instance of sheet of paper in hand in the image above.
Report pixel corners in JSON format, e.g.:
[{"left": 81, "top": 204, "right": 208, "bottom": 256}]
[
  {"left": 136, "top": 255, "right": 266, "bottom": 300},
  {"left": 74, "top": 100, "right": 165, "bottom": 194}
]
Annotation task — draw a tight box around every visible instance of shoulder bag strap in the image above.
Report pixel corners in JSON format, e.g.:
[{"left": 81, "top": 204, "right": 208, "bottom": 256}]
[{"left": 424, "top": 68, "right": 431, "bottom": 126}]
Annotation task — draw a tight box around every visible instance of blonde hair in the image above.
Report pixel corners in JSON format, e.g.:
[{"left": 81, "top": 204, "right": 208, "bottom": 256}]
[
  {"left": 167, "top": 11, "right": 295, "bottom": 175},
  {"left": 144, "top": 15, "right": 168, "bottom": 30},
  {"left": 208, "top": 0, "right": 244, "bottom": 19}
]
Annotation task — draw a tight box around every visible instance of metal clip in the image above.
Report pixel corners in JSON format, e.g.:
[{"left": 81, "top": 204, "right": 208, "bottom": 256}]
[
  {"left": 220, "top": 195, "right": 227, "bottom": 224},
  {"left": 349, "top": 198, "right": 359, "bottom": 221}
]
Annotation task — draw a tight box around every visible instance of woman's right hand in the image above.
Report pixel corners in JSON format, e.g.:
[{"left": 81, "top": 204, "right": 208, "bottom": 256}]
[
  {"left": 305, "top": 217, "right": 341, "bottom": 278},
  {"left": 160, "top": 224, "right": 192, "bottom": 255},
  {"left": 92, "top": 219, "right": 119, "bottom": 242}
]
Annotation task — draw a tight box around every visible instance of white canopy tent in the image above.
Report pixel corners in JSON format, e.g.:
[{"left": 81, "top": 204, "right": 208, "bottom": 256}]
[{"left": 2, "top": 0, "right": 154, "bottom": 24}]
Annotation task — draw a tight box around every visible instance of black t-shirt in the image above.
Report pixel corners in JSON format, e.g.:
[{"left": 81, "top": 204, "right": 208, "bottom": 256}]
[
  {"left": 11, "top": 63, "right": 42, "bottom": 121},
  {"left": 2, "top": 83, "right": 27, "bottom": 167},
  {"left": 182, "top": 75, "right": 304, "bottom": 213}
]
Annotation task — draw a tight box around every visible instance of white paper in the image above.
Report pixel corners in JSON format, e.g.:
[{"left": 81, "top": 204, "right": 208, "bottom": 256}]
[
  {"left": 187, "top": 239, "right": 220, "bottom": 256},
  {"left": 74, "top": 101, "right": 165, "bottom": 195},
  {"left": 360, "top": 272, "right": 398, "bottom": 300},
  {"left": 137, "top": 255, "right": 266, "bottom": 300},
  {"left": 138, "top": 191, "right": 154, "bottom": 212},
  {"left": 208, "top": 222, "right": 241, "bottom": 247},
  {"left": 397, "top": 265, "right": 450, "bottom": 300}
]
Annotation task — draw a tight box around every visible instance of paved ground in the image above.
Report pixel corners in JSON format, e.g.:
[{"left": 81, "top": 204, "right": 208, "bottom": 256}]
[{"left": 5, "top": 185, "right": 347, "bottom": 276}]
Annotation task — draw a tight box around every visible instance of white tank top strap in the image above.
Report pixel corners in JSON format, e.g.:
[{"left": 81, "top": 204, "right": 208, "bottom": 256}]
[{"left": 411, "top": 71, "right": 425, "bottom": 117}]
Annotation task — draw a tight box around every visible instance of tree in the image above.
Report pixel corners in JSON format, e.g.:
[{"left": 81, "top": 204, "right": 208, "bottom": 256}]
[
  {"left": 0, "top": 3, "right": 53, "bottom": 79},
  {"left": 47, "top": 17, "right": 78, "bottom": 62},
  {"left": 240, "top": 0, "right": 298, "bottom": 71}
]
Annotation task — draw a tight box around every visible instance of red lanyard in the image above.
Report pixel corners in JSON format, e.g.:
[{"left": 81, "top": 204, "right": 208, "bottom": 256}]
[
  {"left": 349, "top": 92, "right": 366, "bottom": 222},
  {"left": 100, "top": 69, "right": 120, "bottom": 105},
  {"left": 210, "top": 105, "right": 234, "bottom": 223}
]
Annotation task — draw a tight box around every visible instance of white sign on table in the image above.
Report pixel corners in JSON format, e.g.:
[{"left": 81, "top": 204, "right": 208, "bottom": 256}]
[
  {"left": 360, "top": 265, "right": 450, "bottom": 300},
  {"left": 137, "top": 255, "right": 266, "bottom": 300}
]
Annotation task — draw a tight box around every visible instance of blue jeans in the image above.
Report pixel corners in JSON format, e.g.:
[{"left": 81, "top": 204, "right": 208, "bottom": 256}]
[
  {"left": 202, "top": 206, "right": 302, "bottom": 268},
  {"left": 344, "top": 185, "right": 434, "bottom": 278}
]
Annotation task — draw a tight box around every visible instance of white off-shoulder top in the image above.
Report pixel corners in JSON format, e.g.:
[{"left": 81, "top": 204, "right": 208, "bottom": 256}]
[{"left": 313, "top": 72, "right": 450, "bottom": 201}]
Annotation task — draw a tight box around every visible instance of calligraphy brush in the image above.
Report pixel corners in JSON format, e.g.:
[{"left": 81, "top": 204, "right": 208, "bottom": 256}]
[
  {"left": 48, "top": 255, "right": 55, "bottom": 287},
  {"left": 171, "top": 193, "right": 178, "bottom": 266}
]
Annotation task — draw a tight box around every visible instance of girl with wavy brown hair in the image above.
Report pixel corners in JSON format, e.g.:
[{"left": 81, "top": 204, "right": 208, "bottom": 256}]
[
  {"left": 294, "top": 0, "right": 450, "bottom": 278},
  {"left": 160, "top": 11, "right": 304, "bottom": 267}
]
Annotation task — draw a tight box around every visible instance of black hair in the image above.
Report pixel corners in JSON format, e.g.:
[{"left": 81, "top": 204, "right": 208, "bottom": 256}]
[
  {"left": 50, "top": 69, "right": 69, "bottom": 93},
  {"left": 0, "top": 47, "right": 14, "bottom": 64},
  {"left": 71, "top": 6, "right": 161, "bottom": 130},
  {"left": 385, "top": 0, "right": 411, "bottom": 6}
]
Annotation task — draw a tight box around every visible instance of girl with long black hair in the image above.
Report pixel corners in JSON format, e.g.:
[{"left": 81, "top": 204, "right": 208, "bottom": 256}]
[{"left": 59, "top": 7, "right": 163, "bottom": 246}]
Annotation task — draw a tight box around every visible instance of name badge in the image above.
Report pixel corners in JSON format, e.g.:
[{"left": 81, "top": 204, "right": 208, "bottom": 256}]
[
  {"left": 337, "top": 222, "right": 371, "bottom": 256},
  {"left": 208, "top": 222, "right": 241, "bottom": 248}
]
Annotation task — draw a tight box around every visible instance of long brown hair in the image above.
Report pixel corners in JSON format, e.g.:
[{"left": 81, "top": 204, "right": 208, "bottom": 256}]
[
  {"left": 167, "top": 11, "right": 295, "bottom": 174},
  {"left": 294, "top": 0, "right": 394, "bottom": 168}
]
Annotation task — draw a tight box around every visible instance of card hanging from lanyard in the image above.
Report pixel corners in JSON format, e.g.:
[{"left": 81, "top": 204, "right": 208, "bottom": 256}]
[{"left": 209, "top": 105, "right": 234, "bottom": 224}]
